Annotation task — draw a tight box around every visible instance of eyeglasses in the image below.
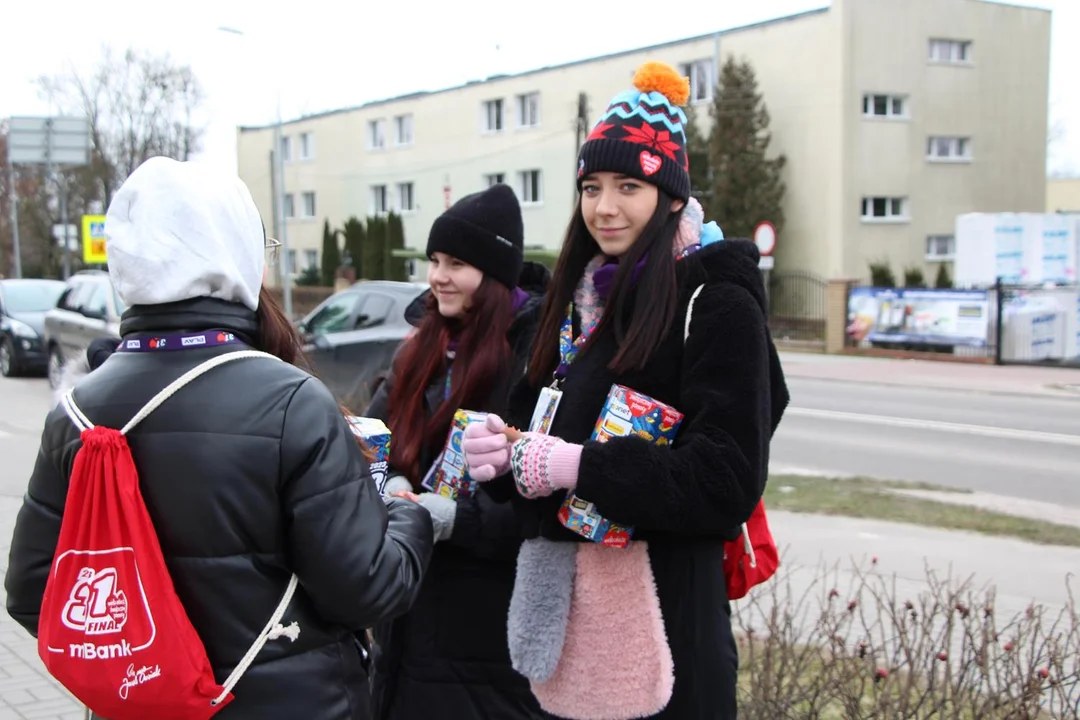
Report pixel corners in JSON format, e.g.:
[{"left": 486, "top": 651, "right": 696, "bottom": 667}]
[{"left": 265, "top": 237, "right": 282, "bottom": 267}]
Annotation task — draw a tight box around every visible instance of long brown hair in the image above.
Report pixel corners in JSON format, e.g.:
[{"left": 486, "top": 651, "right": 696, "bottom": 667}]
[
  {"left": 528, "top": 193, "right": 682, "bottom": 387},
  {"left": 387, "top": 277, "right": 514, "bottom": 487},
  {"left": 255, "top": 286, "right": 372, "bottom": 459}
]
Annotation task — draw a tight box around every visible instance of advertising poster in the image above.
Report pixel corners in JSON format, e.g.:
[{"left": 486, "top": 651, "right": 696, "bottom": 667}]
[{"left": 847, "top": 287, "right": 991, "bottom": 348}]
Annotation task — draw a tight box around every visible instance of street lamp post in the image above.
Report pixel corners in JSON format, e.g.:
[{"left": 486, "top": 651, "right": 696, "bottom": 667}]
[{"left": 218, "top": 25, "right": 293, "bottom": 318}]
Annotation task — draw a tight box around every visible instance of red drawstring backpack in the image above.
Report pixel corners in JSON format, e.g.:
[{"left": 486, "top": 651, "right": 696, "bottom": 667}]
[
  {"left": 38, "top": 351, "right": 301, "bottom": 720},
  {"left": 685, "top": 285, "right": 780, "bottom": 600}
]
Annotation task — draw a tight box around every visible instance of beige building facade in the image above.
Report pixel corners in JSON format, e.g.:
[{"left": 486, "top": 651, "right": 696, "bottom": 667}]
[
  {"left": 1047, "top": 177, "right": 1080, "bottom": 213},
  {"left": 237, "top": 0, "right": 1050, "bottom": 285}
]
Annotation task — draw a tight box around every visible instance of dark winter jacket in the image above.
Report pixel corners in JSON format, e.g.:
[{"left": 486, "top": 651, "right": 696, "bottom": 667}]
[
  {"left": 4, "top": 297, "right": 434, "bottom": 720},
  {"left": 488, "top": 240, "right": 790, "bottom": 720},
  {"left": 364, "top": 262, "right": 550, "bottom": 720}
]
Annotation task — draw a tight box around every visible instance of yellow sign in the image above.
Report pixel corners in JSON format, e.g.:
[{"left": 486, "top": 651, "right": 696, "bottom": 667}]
[{"left": 82, "top": 215, "right": 107, "bottom": 264}]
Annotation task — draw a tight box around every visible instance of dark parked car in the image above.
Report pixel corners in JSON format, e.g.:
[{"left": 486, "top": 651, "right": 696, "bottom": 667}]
[
  {"left": 299, "top": 280, "right": 428, "bottom": 411},
  {"left": 43, "top": 270, "right": 126, "bottom": 388},
  {"left": 0, "top": 278, "right": 68, "bottom": 378}
]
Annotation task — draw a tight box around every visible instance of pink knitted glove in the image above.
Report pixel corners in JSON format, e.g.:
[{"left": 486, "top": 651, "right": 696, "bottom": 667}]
[
  {"left": 463, "top": 414, "right": 512, "bottom": 482},
  {"left": 509, "top": 434, "right": 583, "bottom": 499}
]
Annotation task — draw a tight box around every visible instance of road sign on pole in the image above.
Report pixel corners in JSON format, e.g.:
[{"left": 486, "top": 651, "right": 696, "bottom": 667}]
[
  {"left": 753, "top": 221, "right": 776, "bottom": 257},
  {"left": 6, "top": 116, "right": 90, "bottom": 279},
  {"left": 82, "top": 215, "right": 108, "bottom": 264}
]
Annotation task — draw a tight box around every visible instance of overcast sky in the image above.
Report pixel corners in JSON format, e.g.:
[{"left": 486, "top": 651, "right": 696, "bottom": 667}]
[{"left": 2, "top": 0, "right": 1075, "bottom": 177}]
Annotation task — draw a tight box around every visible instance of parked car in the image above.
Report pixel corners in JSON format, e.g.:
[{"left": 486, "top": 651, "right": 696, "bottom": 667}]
[
  {"left": 0, "top": 278, "right": 68, "bottom": 378},
  {"left": 299, "top": 280, "right": 428, "bottom": 411},
  {"left": 43, "top": 270, "right": 126, "bottom": 388}
]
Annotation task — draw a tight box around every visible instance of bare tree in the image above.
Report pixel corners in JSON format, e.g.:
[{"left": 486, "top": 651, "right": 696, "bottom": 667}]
[{"left": 38, "top": 45, "right": 206, "bottom": 207}]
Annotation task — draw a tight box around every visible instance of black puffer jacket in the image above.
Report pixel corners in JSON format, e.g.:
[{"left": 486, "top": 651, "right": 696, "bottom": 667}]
[
  {"left": 4, "top": 297, "right": 434, "bottom": 719},
  {"left": 489, "top": 240, "right": 789, "bottom": 719},
  {"left": 364, "top": 263, "right": 550, "bottom": 720}
]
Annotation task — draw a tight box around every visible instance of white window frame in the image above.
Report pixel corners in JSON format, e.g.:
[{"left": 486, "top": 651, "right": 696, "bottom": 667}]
[
  {"left": 680, "top": 60, "right": 713, "bottom": 104},
  {"left": 396, "top": 182, "right": 415, "bottom": 213},
  {"left": 926, "top": 234, "right": 956, "bottom": 261},
  {"left": 481, "top": 99, "right": 505, "bottom": 133},
  {"left": 484, "top": 172, "right": 506, "bottom": 188},
  {"left": 371, "top": 185, "right": 388, "bottom": 215},
  {"left": 929, "top": 39, "right": 972, "bottom": 64},
  {"left": 368, "top": 119, "right": 387, "bottom": 150},
  {"left": 516, "top": 169, "right": 543, "bottom": 205},
  {"left": 862, "top": 94, "right": 908, "bottom": 119},
  {"left": 516, "top": 93, "right": 541, "bottom": 129},
  {"left": 394, "top": 114, "right": 414, "bottom": 146},
  {"left": 860, "top": 196, "right": 909, "bottom": 223},
  {"left": 299, "top": 132, "right": 314, "bottom": 160},
  {"left": 280, "top": 136, "right": 292, "bottom": 163},
  {"left": 286, "top": 249, "right": 298, "bottom": 275},
  {"left": 301, "top": 191, "right": 316, "bottom": 218},
  {"left": 926, "top": 136, "right": 972, "bottom": 162},
  {"left": 283, "top": 193, "right": 295, "bottom": 219},
  {"left": 304, "top": 249, "right": 318, "bottom": 270}
]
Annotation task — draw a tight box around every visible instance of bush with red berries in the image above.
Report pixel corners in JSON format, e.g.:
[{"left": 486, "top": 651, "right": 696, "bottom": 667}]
[{"left": 734, "top": 556, "right": 1079, "bottom": 718}]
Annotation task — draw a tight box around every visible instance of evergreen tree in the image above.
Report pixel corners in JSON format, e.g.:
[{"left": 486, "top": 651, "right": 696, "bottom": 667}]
[
  {"left": 341, "top": 216, "right": 366, "bottom": 278},
  {"left": 363, "top": 215, "right": 387, "bottom": 280},
  {"left": 320, "top": 219, "right": 341, "bottom": 286},
  {"left": 385, "top": 212, "right": 408, "bottom": 282},
  {"left": 934, "top": 263, "right": 953, "bottom": 289},
  {"left": 684, "top": 105, "right": 712, "bottom": 216},
  {"left": 708, "top": 56, "right": 787, "bottom": 240}
]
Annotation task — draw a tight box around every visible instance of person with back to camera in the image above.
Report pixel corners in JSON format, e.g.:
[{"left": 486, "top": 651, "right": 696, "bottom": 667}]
[
  {"left": 4, "top": 156, "right": 434, "bottom": 719},
  {"left": 462, "top": 62, "right": 789, "bottom": 719}
]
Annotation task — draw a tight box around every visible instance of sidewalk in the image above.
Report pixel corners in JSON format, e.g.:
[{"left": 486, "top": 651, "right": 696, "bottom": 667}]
[
  {"left": 0, "top": 497, "right": 84, "bottom": 720},
  {"left": 780, "top": 351, "right": 1080, "bottom": 398}
]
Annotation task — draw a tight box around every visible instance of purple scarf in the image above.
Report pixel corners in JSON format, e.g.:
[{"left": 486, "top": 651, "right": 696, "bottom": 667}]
[{"left": 592, "top": 255, "right": 648, "bottom": 301}]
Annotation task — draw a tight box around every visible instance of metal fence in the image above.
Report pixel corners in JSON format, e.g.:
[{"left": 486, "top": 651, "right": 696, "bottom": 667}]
[
  {"left": 996, "top": 281, "right": 1080, "bottom": 367},
  {"left": 767, "top": 270, "right": 827, "bottom": 347}
]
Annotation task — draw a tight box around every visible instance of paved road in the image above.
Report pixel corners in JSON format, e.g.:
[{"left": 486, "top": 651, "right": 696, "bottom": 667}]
[{"left": 772, "top": 373, "right": 1080, "bottom": 506}]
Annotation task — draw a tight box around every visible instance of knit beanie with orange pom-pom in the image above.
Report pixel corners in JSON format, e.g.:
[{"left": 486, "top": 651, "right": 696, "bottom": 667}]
[{"left": 576, "top": 61, "right": 692, "bottom": 201}]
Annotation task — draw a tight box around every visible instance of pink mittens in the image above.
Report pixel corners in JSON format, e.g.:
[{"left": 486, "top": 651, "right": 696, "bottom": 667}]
[
  {"left": 463, "top": 414, "right": 513, "bottom": 482},
  {"left": 509, "top": 434, "right": 583, "bottom": 499}
]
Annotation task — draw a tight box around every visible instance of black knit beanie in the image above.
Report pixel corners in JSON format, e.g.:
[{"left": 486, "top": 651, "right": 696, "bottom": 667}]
[
  {"left": 576, "top": 61, "right": 692, "bottom": 201},
  {"left": 426, "top": 183, "right": 525, "bottom": 289}
]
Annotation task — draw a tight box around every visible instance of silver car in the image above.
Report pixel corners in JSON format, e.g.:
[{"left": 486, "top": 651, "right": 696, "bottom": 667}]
[{"left": 43, "top": 270, "right": 125, "bottom": 388}]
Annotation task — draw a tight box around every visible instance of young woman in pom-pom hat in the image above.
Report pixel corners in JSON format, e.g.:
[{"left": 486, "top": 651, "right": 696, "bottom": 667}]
[{"left": 462, "top": 61, "right": 790, "bottom": 719}]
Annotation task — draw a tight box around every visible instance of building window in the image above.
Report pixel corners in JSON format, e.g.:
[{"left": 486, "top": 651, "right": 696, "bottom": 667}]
[
  {"left": 926, "top": 235, "right": 956, "bottom": 260},
  {"left": 371, "top": 185, "right": 388, "bottom": 214},
  {"left": 485, "top": 173, "right": 506, "bottom": 187},
  {"left": 396, "top": 182, "right": 415, "bottom": 212},
  {"left": 301, "top": 191, "right": 316, "bottom": 218},
  {"left": 394, "top": 114, "right": 414, "bottom": 146},
  {"left": 929, "top": 39, "right": 972, "bottom": 64},
  {"left": 927, "top": 136, "right": 972, "bottom": 161},
  {"left": 517, "top": 170, "right": 542, "bottom": 204},
  {"left": 860, "top": 196, "right": 908, "bottom": 222},
  {"left": 516, "top": 93, "right": 541, "bottom": 128},
  {"left": 283, "top": 193, "right": 295, "bottom": 219},
  {"left": 862, "top": 94, "right": 907, "bottom": 119},
  {"left": 482, "top": 99, "right": 504, "bottom": 133},
  {"left": 286, "top": 249, "right": 297, "bottom": 275},
  {"left": 680, "top": 60, "right": 713, "bottom": 103},
  {"left": 299, "top": 132, "right": 314, "bottom": 160},
  {"left": 368, "top": 119, "right": 387, "bottom": 150},
  {"left": 280, "top": 136, "right": 292, "bottom": 163},
  {"left": 304, "top": 249, "right": 318, "bottom": 270}
]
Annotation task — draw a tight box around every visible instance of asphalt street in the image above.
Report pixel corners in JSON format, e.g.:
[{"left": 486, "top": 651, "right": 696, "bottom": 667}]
[{"left": 771, "top": 375, "right": 1080, "bottom": 506}]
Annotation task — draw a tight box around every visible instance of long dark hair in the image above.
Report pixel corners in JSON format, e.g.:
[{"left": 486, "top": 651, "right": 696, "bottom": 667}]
[
  {"left": 255, "top": 286, "right": 373, "bottom": 459},
  {"left": 528, "top": 191, "right": 683, "bottom": 387},
  {"left": 387, "top": 277, "right": 515, "bottom": 487}
]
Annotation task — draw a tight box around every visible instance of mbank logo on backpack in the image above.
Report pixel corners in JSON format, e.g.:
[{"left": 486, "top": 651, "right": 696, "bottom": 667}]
[{"left": 38, "top": 351, "right": 299, "bottom": 720}]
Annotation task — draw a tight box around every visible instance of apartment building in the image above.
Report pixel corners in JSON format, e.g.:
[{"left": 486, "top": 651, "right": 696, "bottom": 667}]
[
  {"left": 1047, "top": 177, "right": 1080, "bottom": 213},
  {"left": 237, "top": 0, "right": 1050, "bottom": 284}
]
